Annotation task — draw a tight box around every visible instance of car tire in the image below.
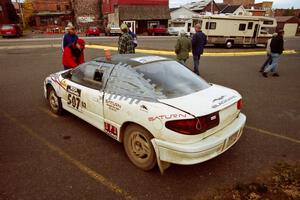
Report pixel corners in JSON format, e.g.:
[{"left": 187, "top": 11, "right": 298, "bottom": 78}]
[
  {"left": 48, "top": 86, "right": 63, "bottom": 115},
  {"left": 124, "top": 124, "right": 157, "bottom": 171}
]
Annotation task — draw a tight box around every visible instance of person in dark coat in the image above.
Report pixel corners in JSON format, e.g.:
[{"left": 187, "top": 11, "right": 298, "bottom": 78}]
[
  {"left": 262, "top": 30, "right": 284, "bottom": 77},
  {"left": 259, "top": 33, "right": 277, "bottom": 72},
  {"left": 62, "top": 39, "right": 85, "bottom": 70},
  {"left": 192, "top": 23, "right": 207, "bottom": 75}
]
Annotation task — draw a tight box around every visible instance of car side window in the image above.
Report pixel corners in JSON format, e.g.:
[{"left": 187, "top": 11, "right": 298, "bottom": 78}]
[{"left": 71, "top": 62, "right": 104, "bottom": 90}]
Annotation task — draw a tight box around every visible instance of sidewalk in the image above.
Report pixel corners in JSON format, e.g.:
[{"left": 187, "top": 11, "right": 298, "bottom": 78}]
[{"left": 1, "top": 30, "right": 298, "bottom": 55}]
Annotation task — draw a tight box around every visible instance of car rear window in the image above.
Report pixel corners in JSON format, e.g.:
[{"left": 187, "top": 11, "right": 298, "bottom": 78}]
[{"left": 135, "top": 61, "right": 210, "bottom": 98}]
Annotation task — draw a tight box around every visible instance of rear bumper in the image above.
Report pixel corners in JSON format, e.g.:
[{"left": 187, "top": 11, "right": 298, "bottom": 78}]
[
  {"left": 152, "top": 113, "right": 246, "bottom": 165},
  {"left": 1, "top": 33, "right": 18, "bottom": 37},
  {"left": 168, "top": 31, "right": 178, "bottom": 36}
]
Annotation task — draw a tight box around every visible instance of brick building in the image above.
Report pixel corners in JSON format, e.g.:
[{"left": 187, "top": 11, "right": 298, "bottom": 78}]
[
  {"left": 31, "top": 0, "right": 73, "bottom": 32},
  {"left": 246, "top": 1, "right": 273, "bottom": 16},
  {"left": 102, "top": 0, "right": 170, "bottom": 34},
  {"left": 72, "top": 0, "right": 101, "bottom": 31},
  {"left": 0, "top": 0, "right": 19, "bottom": 25},
  {"left": 275, "top": 9, "right": 300, "bottom": 18}
]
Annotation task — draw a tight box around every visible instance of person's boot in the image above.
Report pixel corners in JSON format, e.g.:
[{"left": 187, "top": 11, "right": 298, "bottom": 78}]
[
  {"left": 272, "top": 73, "right": 280, "bottom": 77},
  {"left": 262, "top": 72, "right": 268, "bottom": 77}
]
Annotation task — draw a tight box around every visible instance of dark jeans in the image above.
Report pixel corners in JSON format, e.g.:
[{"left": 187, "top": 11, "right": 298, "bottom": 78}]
[{"left": 193, "top": 55, "right": 201, "bottom": 75}]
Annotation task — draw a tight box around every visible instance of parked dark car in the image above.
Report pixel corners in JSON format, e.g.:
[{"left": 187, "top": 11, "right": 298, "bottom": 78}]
[
  {"left": 85, "top": 26, "right": 101, "bottom": 36},
  {"left": 0, "top": 24, "right": 23, "bottom": 38}
]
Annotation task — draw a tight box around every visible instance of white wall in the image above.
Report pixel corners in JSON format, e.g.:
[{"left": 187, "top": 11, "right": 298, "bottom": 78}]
[
  {"left": 171, "top": 7, "right": 199, "bottom": 20},
  {"left": 284, "top": 23, "right": 298, "bottom": 37}
]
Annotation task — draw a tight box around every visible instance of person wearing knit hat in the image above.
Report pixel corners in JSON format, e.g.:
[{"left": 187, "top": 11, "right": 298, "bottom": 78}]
[
  {"left": 259, "top": 32, "right": 277, "bottom": 73},
  {"left": 62, "top": 38, "right": 85, "bottom": 70},
  {"left": 262, "top": 30, "right": 285, "bottom": 77},
  {"left": 175, "top": 30, "right": 191, "bottom": 65},
  {"left": 118, "top": 23, "right": 134, "bottom": 54}
]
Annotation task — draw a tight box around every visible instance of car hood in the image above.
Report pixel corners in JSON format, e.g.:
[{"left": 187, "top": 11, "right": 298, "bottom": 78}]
[{"left": 158, "top": 84, "right": 241, "bottom": 117}]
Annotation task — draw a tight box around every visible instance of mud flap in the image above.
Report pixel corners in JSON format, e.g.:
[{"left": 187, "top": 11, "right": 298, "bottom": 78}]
[{"left": 151, "top": 139, "right": 171, "bottom": 174}]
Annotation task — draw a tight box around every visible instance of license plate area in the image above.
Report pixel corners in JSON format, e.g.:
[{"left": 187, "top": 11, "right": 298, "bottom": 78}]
[{"left": 226, "top": 131, "right": 239, "bottom": 149}]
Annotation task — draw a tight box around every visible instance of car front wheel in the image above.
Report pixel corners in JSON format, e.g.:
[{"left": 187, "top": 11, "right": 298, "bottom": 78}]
[
  {"left": 124, "top": 124, "right": 157, "bottom": 170},
  {"left": 48, "top": 86, "right": 63, "bottom": 115}
]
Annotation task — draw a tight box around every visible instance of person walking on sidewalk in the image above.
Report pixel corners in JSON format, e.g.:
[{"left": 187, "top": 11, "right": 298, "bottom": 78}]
[
  {"left": 62, "top": 39, "right": 85, "bottom": 70},
  {"left": 259, "top": 32, "right": 277, "bottom": 72},
  {"left": 262, "top": 30, "right": 284, "bottom": 78},
  {"left": 118, "top": 23, "right": 134, "bottom": 54},
  {"left": 175, "top": 30, "right": 191, "bottom": 65},
  {"left": 192, "top": 23, "right": 207, "bottom": 75}
]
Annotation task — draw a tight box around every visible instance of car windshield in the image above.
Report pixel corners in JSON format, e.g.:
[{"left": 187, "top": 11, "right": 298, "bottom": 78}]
[{"left": 135, "top": 61, "right": 210, "bottom": 98}]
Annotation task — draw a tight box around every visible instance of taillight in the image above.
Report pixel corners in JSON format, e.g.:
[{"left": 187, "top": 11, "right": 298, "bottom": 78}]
[
  {"left": 237, "top": 99, "right": 243, "bottom": 110},
  {"left": 165, "top": 112, "right": 220, "bottom": 135}
]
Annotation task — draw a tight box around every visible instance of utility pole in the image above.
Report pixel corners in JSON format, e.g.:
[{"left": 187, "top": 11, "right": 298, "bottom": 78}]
[{"left": 16, "top": 0, "right": 25, "bottom": 28}]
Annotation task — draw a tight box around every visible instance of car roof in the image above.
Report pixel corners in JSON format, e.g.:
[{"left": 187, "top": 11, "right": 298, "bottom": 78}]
[{"left": 93, "top": 53, "right": 172, "bottom": 67}]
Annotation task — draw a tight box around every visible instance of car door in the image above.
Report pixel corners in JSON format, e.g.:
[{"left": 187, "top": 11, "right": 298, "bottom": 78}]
[{"left": 66, "top": 62, "right": 106, "bottom": 130}]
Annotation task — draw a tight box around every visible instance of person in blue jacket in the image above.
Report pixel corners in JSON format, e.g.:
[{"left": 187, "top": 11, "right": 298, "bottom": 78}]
[
  {"left": 127, "top": 23, "right": 138, "bottom": 52},
  {"left": 61, "top": 24, "right": 78, "bottom": 52},
  {"left": 192, "top": 23, "right": 207, "bottom": 75}
]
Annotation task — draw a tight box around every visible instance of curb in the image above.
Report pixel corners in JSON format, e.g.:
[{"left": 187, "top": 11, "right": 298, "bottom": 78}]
[
  {"left": 0, "top": 44, "right": 297, "bottom": 57},
  {"left": 86, "top": 44, "right": 298, "bottom": 57}
]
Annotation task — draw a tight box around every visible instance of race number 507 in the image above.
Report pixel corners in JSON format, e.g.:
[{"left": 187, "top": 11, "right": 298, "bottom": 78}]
[{"left": 67, "top": 93, "right": 80, "bottom": 109}]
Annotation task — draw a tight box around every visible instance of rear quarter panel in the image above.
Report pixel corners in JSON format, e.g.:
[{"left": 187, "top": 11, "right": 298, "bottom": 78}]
[{"left": 102, "top": 94, "right": 194, "bottom": 142}]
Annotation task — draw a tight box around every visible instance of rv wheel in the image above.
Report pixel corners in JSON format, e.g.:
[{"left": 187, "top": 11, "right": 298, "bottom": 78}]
[{"left": 226, "top": 41, "right": 233, "bottom": 49}]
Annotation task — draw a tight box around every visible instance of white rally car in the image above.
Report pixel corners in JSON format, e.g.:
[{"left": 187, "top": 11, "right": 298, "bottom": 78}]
[{"left": 44, "top": 54, "right": 246, "bottom": 173}]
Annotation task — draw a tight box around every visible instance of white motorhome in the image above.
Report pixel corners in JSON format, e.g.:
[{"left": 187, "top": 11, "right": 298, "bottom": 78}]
[
  {"left": 185, "top": 15, "right": 277, "bottom": 48},
  {"left": 168, "top": 18, "right": 193, "bottom": 36}
]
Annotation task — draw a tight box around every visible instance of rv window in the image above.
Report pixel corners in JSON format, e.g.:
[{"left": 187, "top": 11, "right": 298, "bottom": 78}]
[
  {"left": 260, "top": 27, "right": 275, "bottom": 35},
  {"left": 171, "top": 22, "right": 185, "bottom": 27},
  {"left": 193, "top": 19, "right": 202, "bottom": 27},
  {"left": 205, "top": 22, "right": 216, "bottom": 30},
  {"left": 248, "top": 22, "right": 253, "bottom": 29},
  {"left": 263, "top": 20, "right": 273, "bottom": 25},
  {"left": 239, "top": 24, "right": 246, "bottom": 31}
]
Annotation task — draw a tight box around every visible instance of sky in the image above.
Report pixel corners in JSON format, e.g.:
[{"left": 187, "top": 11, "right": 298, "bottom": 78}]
[{"left": 169, "top": 0, "right": 300, "bottom": 9}]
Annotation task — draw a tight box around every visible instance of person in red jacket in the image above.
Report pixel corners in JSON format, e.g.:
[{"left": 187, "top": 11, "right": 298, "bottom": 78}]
[{"left": 62, "top": 38, "right": 85, "bottom": 70}]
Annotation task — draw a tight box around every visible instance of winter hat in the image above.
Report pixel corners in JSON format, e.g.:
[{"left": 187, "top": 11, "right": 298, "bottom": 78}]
[
  {"left": 120, "top": 23, "right": 128, "bottom": 31},
  {"left": 180, "top": 30, "right": 186, "bottom": 36}
]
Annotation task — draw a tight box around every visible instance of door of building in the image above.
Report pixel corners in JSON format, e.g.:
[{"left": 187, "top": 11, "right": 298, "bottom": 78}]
[{"left": 123, "top": 21, "right": 136, "bottom": 33}]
